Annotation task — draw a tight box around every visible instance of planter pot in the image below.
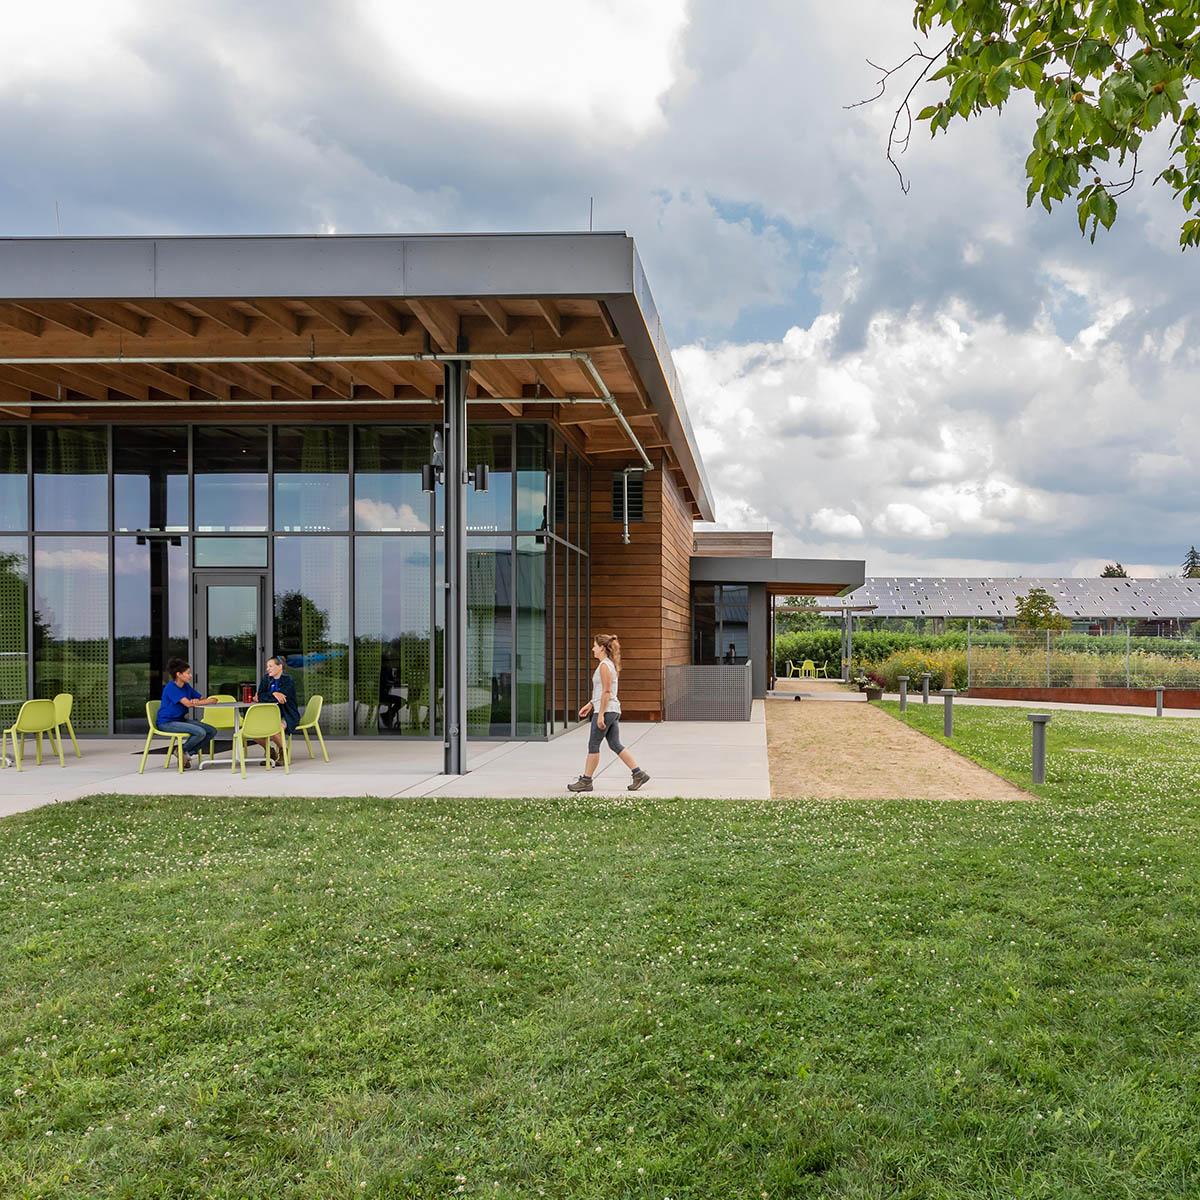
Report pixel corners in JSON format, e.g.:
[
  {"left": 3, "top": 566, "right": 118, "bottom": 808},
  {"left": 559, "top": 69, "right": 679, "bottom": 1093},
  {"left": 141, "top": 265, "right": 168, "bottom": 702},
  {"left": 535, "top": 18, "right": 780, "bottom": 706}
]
[{"left": 864, "top": 687, "right": 884, "bottom": 702}]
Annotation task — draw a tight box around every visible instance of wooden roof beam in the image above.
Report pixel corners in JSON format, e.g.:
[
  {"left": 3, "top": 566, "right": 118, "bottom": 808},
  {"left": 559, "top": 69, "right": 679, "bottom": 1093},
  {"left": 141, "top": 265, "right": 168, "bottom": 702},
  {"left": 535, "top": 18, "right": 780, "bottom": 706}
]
[
  {"left": 16, "top": 303, "right": 95, "bottom": 337},
  {"left": 250, "top": 300, "right": 305, "bottom": 337},
  {"left": 360, "top": 300, "right": 409, "bottom": 336},
  {"left": 534, "top": 299, "right": 563, "bottom": 338},
  {"left": 0, "top": 303, "right": 45, "bottom": 337},
  {"left": 189, "top": 300, "right": 254, "bottom": 336},
  {"left": 306, "top": 300, "right": 360, "bottom": 337},
  {"left": 471, "top": 359, "right": 524, "bottom": 416},
  {"left": 3, "top": 364, "right": 111, "bottom": 402},
  {"left": 406, "top": 299, "right": 460, "bottom": 353},
  {"left": 342, "top": 361, "right": 400, "bottom": 399},
  {"left": 130, "top": 301, "right": 201, "bottom": 337},
  {"left": 73, "top": 302, "right": 149, "bottom": 337},
  {"left": 0, "top": 379, "right": 34, "bottom": 407},
  {"left": 477, "top": 299, "right": 511, "bottom": 337},
  {"left": 173, "top": 363, "right": 233, "bottom": 401}
]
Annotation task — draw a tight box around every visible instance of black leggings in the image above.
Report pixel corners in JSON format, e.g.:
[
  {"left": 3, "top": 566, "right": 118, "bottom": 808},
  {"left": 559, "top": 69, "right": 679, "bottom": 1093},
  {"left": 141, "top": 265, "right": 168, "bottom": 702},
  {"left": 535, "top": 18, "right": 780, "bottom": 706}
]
[{"left": 588, "top": 714, "right": 624, "bottom": 754}]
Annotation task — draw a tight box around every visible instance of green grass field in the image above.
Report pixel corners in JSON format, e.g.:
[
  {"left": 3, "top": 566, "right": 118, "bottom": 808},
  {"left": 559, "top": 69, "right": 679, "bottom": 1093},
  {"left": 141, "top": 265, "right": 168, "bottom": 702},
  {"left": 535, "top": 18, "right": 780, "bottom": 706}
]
[{"left": 2, "top": 706, "right": 1199, "bottom": 1197}]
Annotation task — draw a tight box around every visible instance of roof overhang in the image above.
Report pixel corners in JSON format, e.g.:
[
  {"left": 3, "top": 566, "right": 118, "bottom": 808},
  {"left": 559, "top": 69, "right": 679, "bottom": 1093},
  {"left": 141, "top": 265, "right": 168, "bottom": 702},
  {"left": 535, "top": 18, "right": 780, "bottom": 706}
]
[
  {"left": 690, "top": 555, "right": 866, "bottom": 597},
  {"left": 0, "top": 232, "right": 715, "bottom": 520}
]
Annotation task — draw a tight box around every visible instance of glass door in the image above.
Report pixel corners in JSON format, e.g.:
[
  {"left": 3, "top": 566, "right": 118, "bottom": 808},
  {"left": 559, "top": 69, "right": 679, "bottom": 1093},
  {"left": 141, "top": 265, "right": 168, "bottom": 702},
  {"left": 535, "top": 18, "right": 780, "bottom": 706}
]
[{"left": 195, "top": 573, "right": 266, "bottom": 699}]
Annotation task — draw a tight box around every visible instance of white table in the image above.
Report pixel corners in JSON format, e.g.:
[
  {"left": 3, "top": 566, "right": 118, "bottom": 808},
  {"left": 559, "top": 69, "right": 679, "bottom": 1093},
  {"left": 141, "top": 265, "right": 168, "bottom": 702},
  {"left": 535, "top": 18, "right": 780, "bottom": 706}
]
[{"left": 197, "top": 701, "right": 265, "bottom": 770}]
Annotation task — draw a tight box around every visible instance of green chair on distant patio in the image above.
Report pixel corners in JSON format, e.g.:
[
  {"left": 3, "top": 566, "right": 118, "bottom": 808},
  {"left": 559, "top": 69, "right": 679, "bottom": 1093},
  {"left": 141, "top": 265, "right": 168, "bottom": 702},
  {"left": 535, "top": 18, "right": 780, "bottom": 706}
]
[
  {"left": 139, "top": 700, "right": 190, "bottom": 774},
  {"left": 800, "top": 659, "right": 818, "bottom": 678},
  {"left": 52, "top": 693, "right": 81, "bottom": 758},
  {"left": 288, "top": 694, "right": 329, "bottom": 763},
  {"left": 3, "top": 700, "right": 65, "bottom": 771},
  {"left": 785, "top": 660, "right": 800, "bottom": 678},
  {"left": 232, "top": 703, "right": 290, "bottom": 779},
  {"left": 203, "top": 694, "right": 237, "bottom": 763}
]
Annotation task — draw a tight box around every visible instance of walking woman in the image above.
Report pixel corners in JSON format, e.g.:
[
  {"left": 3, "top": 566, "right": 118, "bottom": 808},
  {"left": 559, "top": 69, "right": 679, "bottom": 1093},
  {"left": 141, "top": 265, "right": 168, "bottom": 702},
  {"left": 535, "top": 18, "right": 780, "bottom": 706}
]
[
  {"left": 158, "top": 658, "right": 218, "bottom": 769},
  {"left": 568, "top": 633, "right": 651, "bottom": 792},
  {"left": 254, "top": 655, "right": 300, "bottom": 764}
]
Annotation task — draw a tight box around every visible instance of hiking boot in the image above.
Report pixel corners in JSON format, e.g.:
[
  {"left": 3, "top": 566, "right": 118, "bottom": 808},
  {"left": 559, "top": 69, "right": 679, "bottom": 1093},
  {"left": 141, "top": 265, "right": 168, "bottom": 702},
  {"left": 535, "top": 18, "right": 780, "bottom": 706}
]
[
  {"left": 182, "top": 754, "right": 194, "bottom": 771},
  {"left": 628, "top": 768, "right": 650, "bottom": 791},
  {"left": 566, "top": 775, "right": 593, "bottom": 792}
]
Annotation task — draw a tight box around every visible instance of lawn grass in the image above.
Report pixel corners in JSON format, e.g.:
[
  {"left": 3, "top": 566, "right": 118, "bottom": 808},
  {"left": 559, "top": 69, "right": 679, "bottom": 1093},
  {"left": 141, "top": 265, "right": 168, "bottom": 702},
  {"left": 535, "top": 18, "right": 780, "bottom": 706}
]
[{"left": 2, "top": 708, "right": 1200, "bottom": 1197}]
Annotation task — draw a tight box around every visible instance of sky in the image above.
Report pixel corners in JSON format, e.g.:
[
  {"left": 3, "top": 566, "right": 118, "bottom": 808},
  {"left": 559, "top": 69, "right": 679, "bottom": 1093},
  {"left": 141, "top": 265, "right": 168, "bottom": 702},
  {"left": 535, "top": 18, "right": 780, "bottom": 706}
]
[{"left": 3, "top": 0, "right": 1197, "bottom": 577}]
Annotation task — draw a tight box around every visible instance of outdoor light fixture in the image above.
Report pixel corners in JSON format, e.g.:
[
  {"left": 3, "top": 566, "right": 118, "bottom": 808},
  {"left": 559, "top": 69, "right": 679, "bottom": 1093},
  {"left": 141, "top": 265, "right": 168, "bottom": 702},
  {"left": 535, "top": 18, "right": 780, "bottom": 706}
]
[{"left": 422, "top": 430, "right": 447, "bottom": 493}]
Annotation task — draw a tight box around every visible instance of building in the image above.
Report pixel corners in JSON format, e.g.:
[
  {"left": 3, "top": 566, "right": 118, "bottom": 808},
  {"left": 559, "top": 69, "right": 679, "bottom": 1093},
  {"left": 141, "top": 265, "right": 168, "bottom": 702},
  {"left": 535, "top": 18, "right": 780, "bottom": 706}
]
[{"left": 0, "top": 233, "right": 861, "bottom": 768}]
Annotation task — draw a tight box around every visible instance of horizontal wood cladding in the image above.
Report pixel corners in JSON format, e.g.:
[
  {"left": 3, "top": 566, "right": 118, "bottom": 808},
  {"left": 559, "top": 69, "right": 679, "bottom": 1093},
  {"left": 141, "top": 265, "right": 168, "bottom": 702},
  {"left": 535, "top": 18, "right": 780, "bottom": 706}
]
[
  {"left": 588, "top": 459, "right": 671, "bottom": 719},
  {"left": 693, "top": 530, "right": 774, "bottom": 557},
  {"left": 660, "top": 468, "right": 694, "bottom": 673}
]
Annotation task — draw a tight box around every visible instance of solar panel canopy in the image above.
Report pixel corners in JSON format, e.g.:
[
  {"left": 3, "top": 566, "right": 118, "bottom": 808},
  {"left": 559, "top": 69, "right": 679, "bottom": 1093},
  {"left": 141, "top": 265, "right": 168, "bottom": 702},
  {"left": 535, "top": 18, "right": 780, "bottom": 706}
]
[{"left": 845, "top": 578, "right": 1200, "bottom": 619}]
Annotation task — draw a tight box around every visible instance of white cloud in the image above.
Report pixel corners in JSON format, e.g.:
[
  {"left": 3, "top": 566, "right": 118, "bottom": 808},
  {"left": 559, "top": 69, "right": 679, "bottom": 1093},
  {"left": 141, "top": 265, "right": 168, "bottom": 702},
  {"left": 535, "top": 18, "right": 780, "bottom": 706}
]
[{"left": 810, "top": 508, "right": 863, "bottom": 538}]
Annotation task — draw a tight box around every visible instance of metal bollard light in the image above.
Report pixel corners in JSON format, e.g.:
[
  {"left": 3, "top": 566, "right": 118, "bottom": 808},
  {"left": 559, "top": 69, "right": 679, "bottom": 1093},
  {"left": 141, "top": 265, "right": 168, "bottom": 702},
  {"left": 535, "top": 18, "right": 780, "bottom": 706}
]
[
  {"left": 940, "top": 689, "right": 956, "bottom": 736},
  {"left": 1028, "top": 713, "right": 1051, "bottom": 784},
  {"left": 898, "top": 675, "right": 910, "bottom": 712},
  {"left": 1156, "top": 686, "right": 1165, "bottom": 718},
  {"left": 921, "top": 672, "right": 932, "bottom": 705}
]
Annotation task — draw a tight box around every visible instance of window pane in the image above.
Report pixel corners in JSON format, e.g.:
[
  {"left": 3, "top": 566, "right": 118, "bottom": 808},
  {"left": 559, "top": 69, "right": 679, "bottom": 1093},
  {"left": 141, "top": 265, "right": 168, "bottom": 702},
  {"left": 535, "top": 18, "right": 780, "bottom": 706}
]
[
  {"left": 34, "top": 428, "right": 107, "bottom": 531},
  {"left": 467, "top": 536, "right": 512, "bottom": 735},
  {"left": 34, "top": 537, "right": 110, "bottom": 732},
  {"left": 354, "top": 426, "right": 431, "bottom": 531},
  {"left": 0, "top": 428, "right": 27, "bottom": 531},
  {"left": 553, "top": 439, "right": 567, "bottom": 542},
  {"left": 516, "top": 425, "right": 549, "bottom": 532},
  {"left": 553, "top": 540, "right": 567, "bottom": 734},
  {"left": 354, "top": 537, "right": 432, "bottom": 735},
  {"left": 193, "top": 426, "right": 268, "bottom": 531},
  {"left": 274, "top": 426, "right": 349, "bottom": 532},
  {"left": 719, "top": 585, "right": 750, "bottom": 662},
  {"left": 114, "top": 537, "right": 189, "bottom": 733},
  {"left": 515, "top": 536, "right": 546, "bottom": 736},
  {"left": 113, "top": 427, "right": 188, "bottom": 532},
  {"left": 466, "top": 426, "right": 513, "bottom": 533},
  {"left": 274, "top": 537, "right": 350, "bottom": 735},
  {"left": 195, "top": 537, "right": 268, "bottom": 568},
  {"left": 574, "top": 458, "right": 589, "bottom": 551},
  {"left": 0, "top": 538, "right": 28, "bottom": 702}
]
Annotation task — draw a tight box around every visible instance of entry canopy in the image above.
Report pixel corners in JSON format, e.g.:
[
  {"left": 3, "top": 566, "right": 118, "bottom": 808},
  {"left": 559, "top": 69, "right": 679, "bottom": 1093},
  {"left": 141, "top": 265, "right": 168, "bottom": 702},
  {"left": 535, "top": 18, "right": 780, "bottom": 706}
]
[
  {"left": 691, "top": 555, "right": 866, "bottom": 597},
  {"left": 0, "top": 231, "right": 714, "bottom": 520}
]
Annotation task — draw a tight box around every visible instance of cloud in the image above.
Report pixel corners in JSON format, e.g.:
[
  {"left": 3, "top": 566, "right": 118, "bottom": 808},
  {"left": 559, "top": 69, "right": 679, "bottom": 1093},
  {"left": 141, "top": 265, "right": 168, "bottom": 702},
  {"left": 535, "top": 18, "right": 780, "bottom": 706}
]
[{"left": 810, "top": 508, "right": 863, "bottom": 538}]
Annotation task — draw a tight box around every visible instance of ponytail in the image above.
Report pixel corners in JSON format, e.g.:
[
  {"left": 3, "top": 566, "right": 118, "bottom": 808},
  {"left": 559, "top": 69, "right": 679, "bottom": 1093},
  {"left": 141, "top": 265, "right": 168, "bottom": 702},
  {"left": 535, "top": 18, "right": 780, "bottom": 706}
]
[{"left": 594, "top": 633, "right": 622, "bottom": 673}]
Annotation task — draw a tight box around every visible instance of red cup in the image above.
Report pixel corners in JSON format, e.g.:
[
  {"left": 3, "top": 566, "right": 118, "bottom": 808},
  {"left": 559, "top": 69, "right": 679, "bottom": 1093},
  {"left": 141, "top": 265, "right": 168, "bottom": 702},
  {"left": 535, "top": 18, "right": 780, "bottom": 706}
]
[{"left": 240, "top": 683, "right": 254, "bottom": 703}]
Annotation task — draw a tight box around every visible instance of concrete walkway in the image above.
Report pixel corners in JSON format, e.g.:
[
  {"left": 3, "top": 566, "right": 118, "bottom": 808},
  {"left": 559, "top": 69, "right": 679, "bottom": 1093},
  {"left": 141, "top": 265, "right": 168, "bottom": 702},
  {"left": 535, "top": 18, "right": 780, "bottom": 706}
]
[{"left": 0, "top": 705, "right": 771, "bottom": 819}]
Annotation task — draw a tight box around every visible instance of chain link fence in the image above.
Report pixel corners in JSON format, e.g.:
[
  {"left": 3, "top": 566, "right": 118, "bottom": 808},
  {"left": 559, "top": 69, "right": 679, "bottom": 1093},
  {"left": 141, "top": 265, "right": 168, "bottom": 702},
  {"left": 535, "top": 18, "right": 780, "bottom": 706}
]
[{"left": 967, "top": 629, "right": 1200, "bottom": 690}]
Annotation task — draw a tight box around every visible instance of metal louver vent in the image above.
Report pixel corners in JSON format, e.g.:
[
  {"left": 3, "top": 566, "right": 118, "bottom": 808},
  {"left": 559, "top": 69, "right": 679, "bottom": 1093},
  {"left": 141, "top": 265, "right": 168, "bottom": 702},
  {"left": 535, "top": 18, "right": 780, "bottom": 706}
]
[{"left": 611, "top": 472, "right": 644, "bottom": 522}]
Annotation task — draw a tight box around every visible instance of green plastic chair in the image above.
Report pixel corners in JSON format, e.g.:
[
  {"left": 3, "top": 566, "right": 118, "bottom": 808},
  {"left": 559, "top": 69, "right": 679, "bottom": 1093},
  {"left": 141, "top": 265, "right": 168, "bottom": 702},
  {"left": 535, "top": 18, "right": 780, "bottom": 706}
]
[
  {"left": 3, "top": 700, "right": 65, "bottom": 771},
  {"left": 800, "top": 659, "right": 818, "bottom": 678},
  {"left": 232, "top": 703, "right": 290, "bottom": 779},
  {"left": 785, "top": 659, "right": 800, "bottom": 678},
  {"left": 52, "top": 693, "right": 81, "bottom": 758},
  {"left": 203, "top": 694, "right": 237, "bottom": 762},
  {"left": 139, "top": 700, "right": 189, "bottom": 775},
  {"left": 288, "top": 695, "right": 329, "bottom": 762}
]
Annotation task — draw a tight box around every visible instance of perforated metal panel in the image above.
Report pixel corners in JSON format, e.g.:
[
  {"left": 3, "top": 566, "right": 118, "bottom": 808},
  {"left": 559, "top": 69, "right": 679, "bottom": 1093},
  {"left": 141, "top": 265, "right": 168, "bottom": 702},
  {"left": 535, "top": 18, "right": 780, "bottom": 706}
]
[{"left": 664, "top": 663, "right": 752, "bottom": 720}]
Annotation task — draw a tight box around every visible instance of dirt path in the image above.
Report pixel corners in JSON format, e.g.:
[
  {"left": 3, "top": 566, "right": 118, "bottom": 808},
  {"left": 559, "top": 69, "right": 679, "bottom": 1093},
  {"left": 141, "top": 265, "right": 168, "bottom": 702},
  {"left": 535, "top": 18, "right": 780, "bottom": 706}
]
[{"left": 767, "top": 698, "right": 1030, "bottom": 800}]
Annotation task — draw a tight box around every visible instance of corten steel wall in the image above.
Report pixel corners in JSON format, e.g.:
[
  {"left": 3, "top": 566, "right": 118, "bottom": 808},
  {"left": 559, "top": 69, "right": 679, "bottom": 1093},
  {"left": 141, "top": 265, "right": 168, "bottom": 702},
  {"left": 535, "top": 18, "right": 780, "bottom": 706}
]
[
  {"left": 968, "top": 686, "right": 1200, "bottom": 709},
  {"left": 587, "top": 454, "right": 692, "bottom": 720}
]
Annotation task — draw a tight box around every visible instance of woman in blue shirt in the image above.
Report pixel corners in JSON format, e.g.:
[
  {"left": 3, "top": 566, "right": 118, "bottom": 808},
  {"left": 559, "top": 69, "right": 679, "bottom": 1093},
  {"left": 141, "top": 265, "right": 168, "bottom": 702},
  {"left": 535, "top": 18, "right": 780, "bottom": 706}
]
[
  {"left": 158, "top": 658, "right": 218, "bottom": 769},
  {"left": 254, "top": 656, "right": 300, "bottom": 764}
]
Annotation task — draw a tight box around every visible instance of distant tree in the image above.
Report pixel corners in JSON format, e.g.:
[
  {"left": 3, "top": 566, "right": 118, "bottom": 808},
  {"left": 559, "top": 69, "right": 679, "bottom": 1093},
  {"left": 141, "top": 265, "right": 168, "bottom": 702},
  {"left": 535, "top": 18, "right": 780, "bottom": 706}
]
[
  {"left": 1183, "top": 547, "right": 1200, "bottom": 578},
  {"left": 775, "top": 595, "right": 831, "bottom": 634},
  {"left": 1101, "top": 562, "right": 1128, "bottom": 577},
  {"left": 1015, "top": 586, "right": 1072, "bottom": 631}
]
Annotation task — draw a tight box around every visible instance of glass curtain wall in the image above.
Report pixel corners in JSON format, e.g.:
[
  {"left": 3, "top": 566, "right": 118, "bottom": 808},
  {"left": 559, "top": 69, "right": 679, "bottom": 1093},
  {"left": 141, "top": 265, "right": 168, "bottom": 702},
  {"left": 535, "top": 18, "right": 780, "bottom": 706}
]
[{"left": 0, "top": 421, "right": 587, "bottom": 738}]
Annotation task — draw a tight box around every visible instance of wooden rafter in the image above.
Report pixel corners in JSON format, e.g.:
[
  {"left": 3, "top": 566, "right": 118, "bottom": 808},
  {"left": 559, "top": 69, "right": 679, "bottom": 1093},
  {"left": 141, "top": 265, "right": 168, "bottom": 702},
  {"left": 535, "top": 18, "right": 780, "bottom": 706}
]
[
  {"left": 534, "top": 299, "right": 563, "bottom": 337},
  {"left": 595, "top": 301, "right": 617, "bottom": 340},
  {"left": 16, "top": 303, "right": 95, "bottom": 337},
  {"left": 341, "top": 361, "right": 399, "bottom": 399},
  {"left": 306, "top": 300, "right": 359, "bottom": 336},
  {"left": 0, "top": 304, "right": 45, "bottom": 337},
  {"left": 254, "top": 361, "right": 318, "bottom": 398},
  {"left": 189, "top": 300, "right": 253, "bottom": 336},
  {"left": 476, "top": 299, "right": 511, "bottom": 337},
  {"left": 471, "top": 359, "right": 523, "bottom": 416},
  {"left": 530, "top": 359, "right": 565, "bottom": 399},
  {"left": 360, "top": 300, "right": 408, "bottom": 335},
  {"left": 3, "top": 364, "right": 110, "bottom": 402},
  {"left": 250, "top": 300, "right": 304, "bottom": 337},
  {"left": 0, "top": 379, "right": 35, "bottom": 406},
  {"left": 73, "top": 302, "right": 149, "bottom": 337},
  {"left": 129, "top": 301, "right": 200, "bottom": 337},
  {"left": 173, "top": 363, "right": 233, "bottom": 400},
  {"left": 406, "top": 299, "right": 460, "bottom": 353}
]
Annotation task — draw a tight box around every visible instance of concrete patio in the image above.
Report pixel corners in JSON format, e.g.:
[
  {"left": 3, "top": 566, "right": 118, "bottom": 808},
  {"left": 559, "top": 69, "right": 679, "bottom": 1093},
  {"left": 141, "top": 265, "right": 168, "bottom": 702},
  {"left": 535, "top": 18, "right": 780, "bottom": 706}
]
[{"left": 0, "top": 704, "right": 771, "bottom": 819}]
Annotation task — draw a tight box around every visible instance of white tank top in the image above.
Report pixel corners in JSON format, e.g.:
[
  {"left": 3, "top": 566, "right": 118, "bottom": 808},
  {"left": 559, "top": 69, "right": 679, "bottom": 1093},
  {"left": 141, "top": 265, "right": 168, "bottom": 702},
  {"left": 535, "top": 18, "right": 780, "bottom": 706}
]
[{"left": 591, "top": 658, "right": 621, "bottom": 715}]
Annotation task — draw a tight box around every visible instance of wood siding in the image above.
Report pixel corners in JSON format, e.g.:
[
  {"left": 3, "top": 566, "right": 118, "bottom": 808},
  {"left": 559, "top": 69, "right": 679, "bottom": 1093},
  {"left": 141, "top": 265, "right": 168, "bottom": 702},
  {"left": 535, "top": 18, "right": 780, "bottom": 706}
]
[
  {"left": 692, "top": 530, "right": 774, "bottom": 557},
  {"left": 588, "top": 458, "right": 693, "bottom": 720}
]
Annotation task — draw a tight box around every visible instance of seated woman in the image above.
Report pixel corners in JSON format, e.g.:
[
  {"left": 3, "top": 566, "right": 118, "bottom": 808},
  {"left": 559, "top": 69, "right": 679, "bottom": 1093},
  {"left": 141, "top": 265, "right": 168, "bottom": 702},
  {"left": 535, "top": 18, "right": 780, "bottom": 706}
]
[
  {"left": 158, "top": 657, "right": 218, "bottom": 769},
  {"left": 254, "top": 655, "right": 301, "bottom": 764}
]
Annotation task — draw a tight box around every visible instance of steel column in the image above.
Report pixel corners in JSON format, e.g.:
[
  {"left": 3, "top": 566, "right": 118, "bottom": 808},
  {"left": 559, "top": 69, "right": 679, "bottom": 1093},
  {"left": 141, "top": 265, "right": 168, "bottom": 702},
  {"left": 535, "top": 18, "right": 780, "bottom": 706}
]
[{"left": 443, "top": 361, "right": 469, "bottom": 775}]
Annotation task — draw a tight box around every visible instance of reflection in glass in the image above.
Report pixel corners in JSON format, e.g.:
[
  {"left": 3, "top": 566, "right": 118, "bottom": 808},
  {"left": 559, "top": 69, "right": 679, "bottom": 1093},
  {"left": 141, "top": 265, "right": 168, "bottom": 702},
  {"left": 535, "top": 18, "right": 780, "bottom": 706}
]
[
  {"left": 515, "top": 537, "right": 546, "bottom": 736},
  {"left": 573, "top": 458, "right": 589, "bottom": 549},
  {"left": 553, "top": 439, "right": 567, "bottom": 543},
  {"left": 552, "top": 541, "right": 566, "bottom": 734},
  {"left": 354, "top": 537, "right": 431, "bottom": 735},
  {"left": 114, "top": 537, "right": 188, "bottom": 733},
  {"left": 354, "top": 426, "right": 431, "bottom": 532},
  {"left": 0, "top": 427, "right": 27, "bottom": 531},
  {"left": 0, "top": 538, "right": 28, "bottom": 702},
  {"left": 274, "top": 537, "right": 349, "bottom": 735},
  {"left": 34, "top": 428, "right": 107, "bottom": 531},
  {"left": 516, "top": 425, "right": 549, "bottom": 532},
  {"left": 467, "top": 426, "right": 513, "bottom": 533},
  {"left": 114, "top": 427, "right": 188, "bottom": 531},
  {"left": 194, "top": 538, "right": 268, "bottom": 568},
  {"left": 194, "top": 426, "right": 268, "bottom": 531},
  {"left": 204, "top": 585, "right": 259, "bottom": 698},
  {"left": 274, "top": 426, "right": 349, "bottom": 532},
  {"left": 467, "top": 536, "right": 512, "bottom": 735},
  {"left": 34, "top": 537, "right": 110, "bottom": 732}
]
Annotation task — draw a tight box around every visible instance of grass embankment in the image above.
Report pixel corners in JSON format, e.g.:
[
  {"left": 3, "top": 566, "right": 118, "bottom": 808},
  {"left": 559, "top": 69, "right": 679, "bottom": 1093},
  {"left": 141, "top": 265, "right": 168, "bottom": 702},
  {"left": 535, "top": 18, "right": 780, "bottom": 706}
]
[{"left": 2, "top": 711, "right": 1200, "bottom": 1197}]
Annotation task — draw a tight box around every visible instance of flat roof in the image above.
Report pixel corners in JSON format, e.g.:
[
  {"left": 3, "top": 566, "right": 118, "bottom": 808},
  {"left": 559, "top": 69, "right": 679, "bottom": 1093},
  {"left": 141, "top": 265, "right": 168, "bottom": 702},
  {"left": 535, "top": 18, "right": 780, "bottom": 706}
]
[
  {"left": 691, "top": 555, "right": 866, "bottom": 597},
  {"left": 0, "top": 232, "right": 714, "bottom": 519}
]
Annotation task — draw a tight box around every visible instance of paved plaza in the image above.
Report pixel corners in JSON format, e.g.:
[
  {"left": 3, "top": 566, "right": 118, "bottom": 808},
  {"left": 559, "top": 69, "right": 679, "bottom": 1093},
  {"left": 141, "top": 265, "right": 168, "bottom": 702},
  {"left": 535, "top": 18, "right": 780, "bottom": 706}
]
[{"left": 0, "top": 704, "right": 771, "bottom": 819}]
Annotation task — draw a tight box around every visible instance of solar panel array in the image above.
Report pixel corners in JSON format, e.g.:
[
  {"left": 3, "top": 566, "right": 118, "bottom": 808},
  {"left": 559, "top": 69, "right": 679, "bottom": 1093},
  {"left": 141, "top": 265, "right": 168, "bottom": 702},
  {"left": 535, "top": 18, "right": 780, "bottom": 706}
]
[{"left": 846, "top": 577, "right": 1200, "bottom": 619}]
